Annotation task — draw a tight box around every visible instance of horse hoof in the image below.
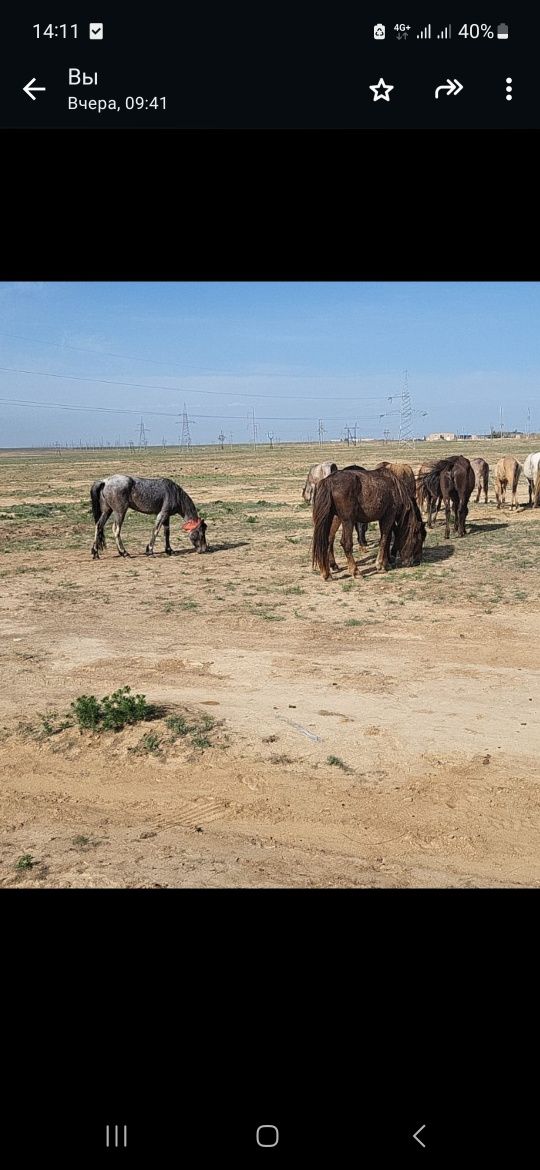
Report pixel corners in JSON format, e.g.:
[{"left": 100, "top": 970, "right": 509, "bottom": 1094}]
[{"left": 165, "top": 548, "right": 173, "bottom": 556}]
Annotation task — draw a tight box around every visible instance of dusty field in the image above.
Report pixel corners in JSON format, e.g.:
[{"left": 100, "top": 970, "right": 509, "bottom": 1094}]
[{"left": 1, "top": 439, "right": 539, "bottom": 888}]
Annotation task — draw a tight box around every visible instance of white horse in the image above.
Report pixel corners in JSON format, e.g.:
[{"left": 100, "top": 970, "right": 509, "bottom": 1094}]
[{"left": 523, "top": 452, "right": 540, "bottom": 507}]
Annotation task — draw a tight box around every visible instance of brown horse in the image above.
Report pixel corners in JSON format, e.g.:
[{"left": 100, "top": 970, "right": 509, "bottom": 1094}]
[
  {"left": 470, "top": 457, "right": 489, "bottom": 504},
  {"left": 312, "top": 468, "right": 425, "bottom": 580},
  {"left": 376, "top": 461, "right": 416, "bottom": 501},
  {"left": 494, "top": 456, "right": 521, "bottom": 509},
  {"left": 423, "top": 455, "right": 475, "bottom": 538},
  {"left": 308, "top": 463, "right": 369, "bottom": 571}
]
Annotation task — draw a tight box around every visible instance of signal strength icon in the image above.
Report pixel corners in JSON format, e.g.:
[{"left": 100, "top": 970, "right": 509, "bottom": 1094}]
[
  {"left": 437, "top": 24, "right": 451, "bottom": 39},
  {"left": 417, "top": 24, "right": 431, "bottom": 39}
]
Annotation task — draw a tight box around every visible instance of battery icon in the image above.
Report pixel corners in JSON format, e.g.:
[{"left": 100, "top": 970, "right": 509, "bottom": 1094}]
[{"left": 497, "top": 23, "right": 509, "bottom": 39}]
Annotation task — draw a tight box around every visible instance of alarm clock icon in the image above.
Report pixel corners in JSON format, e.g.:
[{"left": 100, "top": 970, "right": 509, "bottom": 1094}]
[{"left": 373, "top": 23, "right": 385, "bottom": 39}]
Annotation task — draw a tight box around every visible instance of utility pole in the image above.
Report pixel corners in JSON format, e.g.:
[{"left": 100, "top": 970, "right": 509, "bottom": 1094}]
[
  {"left": 499, "top": 405, "right": 503, "bottom": 441},
  {"left": 218, "top": 430, "right": 225, "bottom": 450},
  {"left": 267, "top": 432, "right": 274, "bottom": 449},
  {"left": 180, "top": 403, "right": 192, "bottom": 450},
  {"left": 398, "top": 369, "right": 414, "bottom": 447},
  {"left": 318, "top": 419, "right": 325, "bottom": 447},
  {"left": 138, "top": 418, "right": 148, "bottom": 450},
  {"left": 527, "top": 406, "right": 531, "bottom": 438},
  {"left": 248, "top": 407, "right": 257, "bottom": 449}
]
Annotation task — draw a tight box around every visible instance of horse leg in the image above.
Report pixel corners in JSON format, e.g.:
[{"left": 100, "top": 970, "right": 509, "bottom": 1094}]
[
  {"left": 426, "top": 496, "right": 433, "bottom": 528},
  {"left": 163, "top": 518, "right": 172, "bottom": 554},
  {"left": 355, "top": 521, "right": 368, "bottom": 550},
  {"left": 340, "top": 521, "right": 358, "bottom": 577},
  {"left": 112, "top": 509, "right": 129, "bottom": 557},
  {"left": 91, "top": 506, "right": 112, "bottom": 559},
  {"left": 376, "top": 514, "right": 393, "bottom": 571},
  {"left": 484, "top": 477, "right": 488, "bottom": 505},
  {"left": 146, "top": 508, "right": 167, "bottom": 555},
  {"left": 328, "top": 515, "right": 341, "bottom": 571},
  {"left": 444, "top": 497, "right": 451, "bottom": 540},
  {"left": 475, "top": 483, "right": 481, "bottom": 504}
]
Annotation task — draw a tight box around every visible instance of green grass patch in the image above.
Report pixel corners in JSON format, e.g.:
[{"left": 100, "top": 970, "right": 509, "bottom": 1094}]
[{"left": 166, "top": 711, "right": 216, "bottom": 752}]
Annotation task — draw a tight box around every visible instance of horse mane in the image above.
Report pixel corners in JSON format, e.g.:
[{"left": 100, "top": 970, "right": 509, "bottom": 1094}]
[
  {"left": 170, "top": 479, "right": 198, "bottom": 520},
  {"left": 385, "top": 472, "right": 419, "bottom": 561}
]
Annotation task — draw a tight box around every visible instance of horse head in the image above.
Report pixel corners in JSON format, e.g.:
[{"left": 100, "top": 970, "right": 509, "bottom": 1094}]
[{"left": 182, "top": 517, "right": 208, "bottom": 553}]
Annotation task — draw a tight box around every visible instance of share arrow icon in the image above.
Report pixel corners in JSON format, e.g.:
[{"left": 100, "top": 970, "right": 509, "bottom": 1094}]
[
  {"left": 435, "top": 78, "right": 463, "bottom": 98},
  {"left": 23, "top": 78, "right": 46, "bottom": 101}
]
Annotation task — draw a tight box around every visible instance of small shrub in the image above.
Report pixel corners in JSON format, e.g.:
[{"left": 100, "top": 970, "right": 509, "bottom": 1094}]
[
  {"left": 71, "top": 694, "right": 102, "bottom": 730},
  {"left": 344, "top": 619, "right": 362, "bottom": 627},
  {"left": 72, "top": 835, "right": 90, "bottom": 846},
  {"left": 166, "top": 714, "right": 190, "bottom": 738},
  {"left": 137, "top": 733, "right": 162, "bottom": 754},
  {"left": 246, "top": 515, "right": 257, "bottom": 524},
  {"left": 191, "top": 732, "right": 212, "bottom": 750},
  {"left": 327, "top": 755, "right": 352, "bottom": 773},
  {"left": 15, "top": 854, "right": 34, "bottom": 870},
  {"left": 70, "top": 687, "right": 153, "bottom": 732},
  {"left": 100, "top": 687, "right": 151, "bottom": 730}
]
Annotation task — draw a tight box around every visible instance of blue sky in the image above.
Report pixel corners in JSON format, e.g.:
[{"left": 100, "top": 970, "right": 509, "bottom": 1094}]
[{"left": 0, "top": 282, "right": 538, "bottom": 446}]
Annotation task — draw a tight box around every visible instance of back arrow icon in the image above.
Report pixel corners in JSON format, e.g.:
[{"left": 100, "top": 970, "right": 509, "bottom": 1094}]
[
  {"left": 23, "top": 78, "right": 46, "bottom": 101},
  {"left": 413, "top": 1124, "right": 426, "bottom": 1148},
  {"left": 435, "top": 78, "right": 463, "bottom": 98}
]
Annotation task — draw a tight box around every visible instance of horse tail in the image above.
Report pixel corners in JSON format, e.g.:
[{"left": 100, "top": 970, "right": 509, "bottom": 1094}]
[
  {"left": 423, "top": 467, "right": 441, "bottom": 501},
  {"left": 90, "top": 480, "right": 106, "bottom": 549},
  {"left": 534, "top": 468, "right": 540, "bottom": 508},
  {"left": 512, "top": 461, "right": 521, "bottom": 493},
  {"left": 312, "top": 478, "right": 335, "bottom": 576}
]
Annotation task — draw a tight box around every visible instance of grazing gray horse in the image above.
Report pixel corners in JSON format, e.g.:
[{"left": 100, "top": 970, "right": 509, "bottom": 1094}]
[{"left": 90, "top": 474, "right": 208, "bottom": 559}]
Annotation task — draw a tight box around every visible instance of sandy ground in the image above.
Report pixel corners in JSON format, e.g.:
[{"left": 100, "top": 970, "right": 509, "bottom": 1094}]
[{"left": 0, "top": 441, "right": 539, "bottom": 887}]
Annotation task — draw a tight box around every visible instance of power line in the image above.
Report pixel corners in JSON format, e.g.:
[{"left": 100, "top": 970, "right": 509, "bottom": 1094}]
[
  {"left": 0, "top": 362, "right": 392, "bottom": 404},
  {"left": 0, "top": 394, "right": 386, "bottom": 424}
]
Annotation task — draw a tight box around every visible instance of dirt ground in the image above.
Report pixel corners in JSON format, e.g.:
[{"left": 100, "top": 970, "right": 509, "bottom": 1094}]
[{"left": 1, "top": 440, "right": 539, "bottom": 887}]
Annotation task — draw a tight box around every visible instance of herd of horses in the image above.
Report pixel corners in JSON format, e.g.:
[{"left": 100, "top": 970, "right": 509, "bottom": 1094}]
[
  {"left": 304, "top": 450, "right": 540, "bottom": 579},
  {"left": 88, "top": 451, "right": 540, "bottom": 582}
]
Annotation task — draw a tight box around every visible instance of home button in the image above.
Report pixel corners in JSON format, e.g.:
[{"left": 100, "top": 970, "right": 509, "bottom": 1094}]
[{"left": 256, "top": 1124, "right": 279, "bottom": 1148}]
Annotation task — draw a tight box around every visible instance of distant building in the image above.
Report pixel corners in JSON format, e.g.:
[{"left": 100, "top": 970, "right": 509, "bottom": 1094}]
[{"left": 426, "top": 432, "right": 457, "bottom": 441}]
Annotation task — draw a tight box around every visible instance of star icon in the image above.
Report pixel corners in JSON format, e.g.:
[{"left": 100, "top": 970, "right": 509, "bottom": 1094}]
[{"left": 369, "top": 77, "right": 394, "bottom": 102}]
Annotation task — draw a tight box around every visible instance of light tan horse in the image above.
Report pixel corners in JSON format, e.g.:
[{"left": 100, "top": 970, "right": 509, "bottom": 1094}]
[
  {"left": 376, "top": 461, "right": 416, "bottom": 502},
  {"left": 523, "top": 452, "right": 540, "bottom": 508},
  {"left": 413, "top": 460, "right": 436, "bottom": 512},
  {"left": 470, "top": 457, "right": 489, "bottom": 504},
  {"left": 302, "top": 461, "right": 338, "bottom": 504},
  {"left": 494, "top": 456, "right": 521, "bottom": 509}
]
